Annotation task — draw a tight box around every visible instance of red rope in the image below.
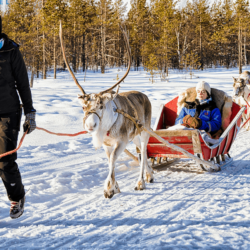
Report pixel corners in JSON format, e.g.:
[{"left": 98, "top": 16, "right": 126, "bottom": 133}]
[
  {"left": 36, "top": 127, "right": 88, "bottom": 136},
  {"left": 0, "top": 127, "right": 88, "bottom": 159},
  {"left": 241, "top": 117, "right": 250, "bottom": 129},
  {"left": 0, "top": 131, "right": 28, "bottom": 159}
]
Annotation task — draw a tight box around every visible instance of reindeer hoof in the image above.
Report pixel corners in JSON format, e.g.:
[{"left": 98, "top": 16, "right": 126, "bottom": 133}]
[
  {"left": 104, "top": 190, "right": 114, "bottom": 199},
  {"left": 134, "top": 180, "right": 145, "bottom": 190},
  {"left": 145, "top": 173, "right": 154, "bottom": 183}
]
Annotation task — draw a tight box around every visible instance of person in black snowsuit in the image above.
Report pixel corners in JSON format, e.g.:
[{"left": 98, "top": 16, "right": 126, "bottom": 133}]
[{"left": 0, "top": 17, "right": 36, "bottom": 219}]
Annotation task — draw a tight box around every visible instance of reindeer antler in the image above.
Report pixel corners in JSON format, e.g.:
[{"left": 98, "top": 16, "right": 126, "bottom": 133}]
[
  {"left": 59, "top": 21, "right": 86, "bottom": 95},
  {"left": 99, "top": 25, "right": 131, "bottom": 95}
]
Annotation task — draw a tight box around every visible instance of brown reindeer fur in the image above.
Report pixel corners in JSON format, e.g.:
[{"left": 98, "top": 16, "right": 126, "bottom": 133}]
[
  {"left": 111, "top": 91, "right": 152, "bottom": 140},
  {"left": 177, "top": 87, "right": 232, "bottom": 131},
  {"left": 238, "top": 71, "right": 250, "bottom": 85}
]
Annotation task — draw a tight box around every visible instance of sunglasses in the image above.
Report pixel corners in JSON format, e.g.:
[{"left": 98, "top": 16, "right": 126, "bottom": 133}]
[{"left": 0, "top": 38, "right": 4, "bottom": 49}]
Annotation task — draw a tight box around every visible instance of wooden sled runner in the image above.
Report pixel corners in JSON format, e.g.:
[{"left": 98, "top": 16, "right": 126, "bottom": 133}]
[{"left": 147, "top": 88, "right": 246, "bottom": 172}]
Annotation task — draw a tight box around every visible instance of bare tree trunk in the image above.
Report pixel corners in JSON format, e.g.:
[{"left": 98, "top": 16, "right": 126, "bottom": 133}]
[
  {"left": 176, "top": 29, "right": 181, "bottom": 67},
  {"left": 84, "top": 57, "right": 88, "bottom": 82},
  {"left": 164, "top": 26, "right": 168, "bottom": 76},
  {"left": 53, "top": 31, "right": 56, "bottom": 79},
  {"left": 36, "top": 23, "right": 39, "bottom": 78},
  {"left": 244, "top": 32, "right": 247, "bottom": 66},
  {"left": 200, "top": 15, "right": 203, "bottom": 70},
  {"left": 42, "top": 0, "right": 46, "bottom": 79},
  {"left": 36, "top": 58, "right": 39, "bottom": 78},
  {"left": 42, "top": 35, "right": 46, "bottom": 79},
  {"left": 101, "top": 3, "right": 106, "bottom": 74},
  {"left": 73, "top": 20, "right": 77, "bottom": 72},
  {"left": 82, "top": 33, "right": 86, "bottom": 72},
  {"left": 238, "top": 19, "right": 242, "bottom": 74},
  {"left": 30, "top": 56, "right": 35, "bottom": 88}
]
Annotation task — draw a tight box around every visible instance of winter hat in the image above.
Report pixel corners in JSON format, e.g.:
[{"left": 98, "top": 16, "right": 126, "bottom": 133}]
[{"left": 196, "top": 81, "right": 211, "bottom": 95}]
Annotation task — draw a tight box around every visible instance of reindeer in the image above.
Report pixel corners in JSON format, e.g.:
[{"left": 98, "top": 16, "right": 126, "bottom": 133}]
[
  {"left": 59, "top": 22, "right": 154, "bottom": 198},
  {"left": 232, "top": 71, "right": 250, "bottom": 130}
]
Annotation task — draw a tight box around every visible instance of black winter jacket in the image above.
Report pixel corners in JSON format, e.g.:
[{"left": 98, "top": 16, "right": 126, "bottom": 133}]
[{"left": 0, "top": 33, "right": 35, "bottom": 115}]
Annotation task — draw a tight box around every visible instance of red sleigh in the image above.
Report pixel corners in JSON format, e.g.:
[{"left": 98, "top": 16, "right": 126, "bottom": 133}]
[{"left": 147, "top": 88, "right": 246, "bottom": 170}]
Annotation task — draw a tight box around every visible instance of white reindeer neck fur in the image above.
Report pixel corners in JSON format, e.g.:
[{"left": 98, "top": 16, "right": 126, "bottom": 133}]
[{"left": 92, "top": 100, "right": 118, "bottom": 149}]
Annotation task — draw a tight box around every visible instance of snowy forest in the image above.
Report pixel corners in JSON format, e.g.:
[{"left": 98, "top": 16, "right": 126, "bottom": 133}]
[{"left": 1, "top": 0, "right": 250, "bottom": 81}]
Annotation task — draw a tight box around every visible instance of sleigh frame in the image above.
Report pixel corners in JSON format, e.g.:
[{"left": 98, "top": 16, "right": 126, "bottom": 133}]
[{"left": 147, "top": 96, "right": 245, "bottom": 170}]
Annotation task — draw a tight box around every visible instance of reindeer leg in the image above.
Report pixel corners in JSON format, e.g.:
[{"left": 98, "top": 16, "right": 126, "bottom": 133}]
[
  {"left": 145, "top": 161, "right": 154, "bottom": 183},
  {"left": 133, "top": 135, "right": 154, "bottom": 184},
  {"left": 103, "top": 141, "right": 127, "bottom": 199},
  {"left": 141, "top": 130, "right": 154, "bottom": 184},
  {"left": 134, "top": 131, "right": 149, "bottom": 190},
  {"left": 103, "top": 145, "right": 113, "bottom": 164},
  {"left": 133, "top": 135, "right": 141, "bottom": 160},
  {"left": 134, "top": 140, "right": 146, "bottom": 190}
]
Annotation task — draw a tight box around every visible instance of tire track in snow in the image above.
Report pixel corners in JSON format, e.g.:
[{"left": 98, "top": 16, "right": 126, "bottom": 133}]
[{"left": 165, "top": 151, "right": 250, "bottom": 222}]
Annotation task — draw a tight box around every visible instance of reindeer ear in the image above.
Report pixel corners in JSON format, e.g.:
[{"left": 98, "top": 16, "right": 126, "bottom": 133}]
[
  {"left": 78, "top": 94, "right": 85, "bottom": 99},
  {"left": 78, "top": 95, "right": 86, "bottom": 106},
  {"left": 102, "top": 93, "right": 113, "bottom": 100},
  {"left": 232, "top": 77, "right": 237, "bottom": 82}
]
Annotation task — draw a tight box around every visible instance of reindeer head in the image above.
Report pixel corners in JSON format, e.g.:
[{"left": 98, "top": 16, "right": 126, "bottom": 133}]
[
  {"left": 59, "top": 21, "right": 130, "bottom": 134},
  {"left": 233, "top": 77, "right": 247, "bottom": 97},
  {"left": 77, "top": 92, "right": 116, "bottom": 133},
  {"left": 78, "top": 93, "right": 103, "bottom": 112}
]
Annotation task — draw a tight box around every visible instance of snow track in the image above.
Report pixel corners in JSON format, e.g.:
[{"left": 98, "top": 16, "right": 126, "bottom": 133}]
[{"left": 1, "top": 68, "right": 250, "bottom": 249}]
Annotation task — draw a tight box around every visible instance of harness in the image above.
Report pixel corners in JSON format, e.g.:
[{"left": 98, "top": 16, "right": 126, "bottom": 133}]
[
  {"left": 83, "top": 96, "right": 142, "bottom": 136},
  {"left": 83, "top": 100, "right": 118, "bottom": 135},
  {"left": 83, "top": 110, "right": 101, "bottom": 125},
  {"left": 113, "top": 95, "right": 141, "bottom": 133}
]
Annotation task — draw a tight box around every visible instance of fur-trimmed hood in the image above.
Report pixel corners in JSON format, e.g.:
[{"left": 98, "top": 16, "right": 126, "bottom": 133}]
[{"left": 177, "top": 87, "right": 232, "bottom": 131}]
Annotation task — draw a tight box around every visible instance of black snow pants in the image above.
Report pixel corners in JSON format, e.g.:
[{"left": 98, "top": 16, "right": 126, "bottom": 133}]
[{"left": 0, "top": 110, "right": 25, "bottom": 201}]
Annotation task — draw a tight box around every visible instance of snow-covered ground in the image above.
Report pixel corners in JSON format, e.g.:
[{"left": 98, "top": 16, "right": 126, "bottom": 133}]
[{"left": 1, "top": 66, "right": 250, "bottom": 249}]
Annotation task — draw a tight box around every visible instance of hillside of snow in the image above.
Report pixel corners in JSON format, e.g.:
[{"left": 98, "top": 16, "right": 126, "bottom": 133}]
[{"left": 1, "top": 67, "right": 250, "bottom": 249}]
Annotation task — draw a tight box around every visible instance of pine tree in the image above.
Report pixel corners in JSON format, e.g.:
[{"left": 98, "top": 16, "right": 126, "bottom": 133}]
[
  {"left": 3, "top": 0, "right": 38, "bottom": 85},
  {"left": 234, "top": 0, "right": 249, "bottom": 73},
  {"left": 191, "top": 0, "right": 211, "bottom": 70},
  {"left": 127, "top": 0, "right": 149, "bottom": 70},
  {"left": 151, "top": 0, "right": 176, "bottom": 77},
  {"left": 210, "top": 0, "right": 234, "bottom": 68},
  {"left": 93, "top": 0, "right": 122, "bottom": 73},
  {"left": 68, "top": 0, "right": 96, "bottom": 73},
  {"left": 43, "top": 0, "right": 67, "bottom": 79},
  {"left": 174, "top": 8, "right": 190, "bottom": 69}
]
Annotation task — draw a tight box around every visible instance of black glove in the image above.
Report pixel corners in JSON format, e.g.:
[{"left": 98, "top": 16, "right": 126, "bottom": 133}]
[{"left": 23, "top": 112, "right": 36, "bottom": 134}]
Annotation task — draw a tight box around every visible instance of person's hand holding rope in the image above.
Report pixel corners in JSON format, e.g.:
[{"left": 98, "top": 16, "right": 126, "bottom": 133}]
[{"left": 23, "top": 112, "right": 36, "bottom": 134}]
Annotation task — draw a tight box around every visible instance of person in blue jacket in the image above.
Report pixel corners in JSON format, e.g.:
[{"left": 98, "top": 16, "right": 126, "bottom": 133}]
[{"left": 175, "top": 81, "right": 222, "bottom": 133}]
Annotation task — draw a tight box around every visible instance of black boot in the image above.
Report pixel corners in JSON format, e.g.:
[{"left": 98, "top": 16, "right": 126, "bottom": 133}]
[{"left": 10, "top": 196, "right": 25, "bottom": 219}]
